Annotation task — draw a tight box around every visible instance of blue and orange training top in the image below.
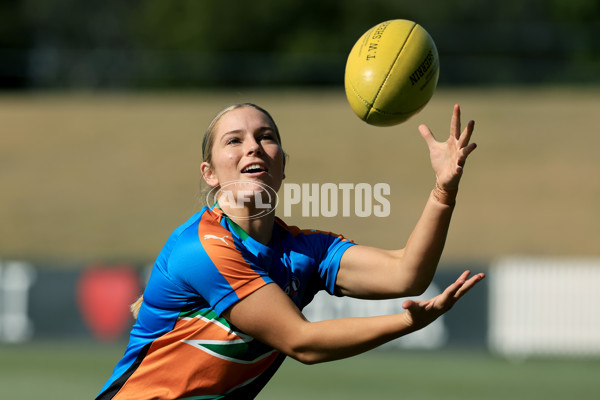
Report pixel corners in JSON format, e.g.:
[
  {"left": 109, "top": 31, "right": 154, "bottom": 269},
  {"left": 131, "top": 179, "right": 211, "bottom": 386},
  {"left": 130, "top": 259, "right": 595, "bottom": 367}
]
[{"left": 96, "top": 206, "right": 355, "bottom": 400}]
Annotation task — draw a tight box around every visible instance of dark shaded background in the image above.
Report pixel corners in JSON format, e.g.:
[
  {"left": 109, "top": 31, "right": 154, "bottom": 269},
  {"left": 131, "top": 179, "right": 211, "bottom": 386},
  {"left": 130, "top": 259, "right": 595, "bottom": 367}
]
[{"left": 2, "top": 0, "right": 599, "bottom": 89}]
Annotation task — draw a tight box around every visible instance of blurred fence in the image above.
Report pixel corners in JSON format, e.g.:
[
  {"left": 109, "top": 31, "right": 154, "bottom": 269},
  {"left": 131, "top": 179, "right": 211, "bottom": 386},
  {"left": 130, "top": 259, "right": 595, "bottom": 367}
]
[
  {"left": 1, "top": 257, "right": 599, "bottom": 358},
  {"left": 489, "top": 257, "right": 600, "bottom": 358},
  {"left": 5, "top": 49, "right": 599, "bottom": 90},
  {"left": 0, "top": 261, "right": 35, "bottom": 342}
]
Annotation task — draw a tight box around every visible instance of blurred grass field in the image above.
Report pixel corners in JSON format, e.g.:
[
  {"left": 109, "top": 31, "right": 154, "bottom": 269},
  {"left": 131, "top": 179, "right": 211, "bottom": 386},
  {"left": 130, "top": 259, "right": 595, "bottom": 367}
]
[{"left": 1, "top": 342, "right": 598, "bottom": 399}]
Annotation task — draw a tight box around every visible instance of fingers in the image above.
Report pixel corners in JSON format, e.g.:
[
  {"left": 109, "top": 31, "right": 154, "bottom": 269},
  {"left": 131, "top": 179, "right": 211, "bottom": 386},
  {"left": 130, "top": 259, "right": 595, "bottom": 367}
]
[
  {"left": 454, "top": 272, "right": 485, "bottom": 300},
  {"left": 457, "top": 269, "right": 472, "bottom": 281},
  {"left": 439, "top": 270, "right": 485, "bottom": 305},
  {"left": 421, "top": 105, "right": 476, "bottom": 149},
  {"left": 451, "top": 104, "right": 461, "bottom": 139},
  {"left": 439, "top": 272, "right": 467, "bottom": 302},
  {"left": 401, "top": 271, "right": 485, "bottom": 330},
  {"left": 456, "top": 142, "right": 477, "bottom": 172},
  {"left": 452, "top": 105, "right": 476, "bottom": 149},
  {"left": 458, "top": 119, "right": 475, "bottom": 147},
  {"left": 402, "top": 299, "right": 415, "bottom": 310},
  {"left": 418, "top": 124, "right": 436, "bottom": 147}
]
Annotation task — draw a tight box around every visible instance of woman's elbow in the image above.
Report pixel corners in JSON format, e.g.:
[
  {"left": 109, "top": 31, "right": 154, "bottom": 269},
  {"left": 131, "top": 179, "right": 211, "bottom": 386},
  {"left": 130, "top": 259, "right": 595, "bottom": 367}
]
[
  {"left": 396, "top": 277, "right": 430, "bottom": 297},
  {"left": 282, "top": 328, "right": 326, "bottom": 365},
  {"left": 285, "top": 340, "right": 324, "bottom": 365},
  {"left": 289, "top": 350, "right": 321, "bottom": 365},
  {"left": 408, "top": 281, "right": 429, "bottom": 296}
]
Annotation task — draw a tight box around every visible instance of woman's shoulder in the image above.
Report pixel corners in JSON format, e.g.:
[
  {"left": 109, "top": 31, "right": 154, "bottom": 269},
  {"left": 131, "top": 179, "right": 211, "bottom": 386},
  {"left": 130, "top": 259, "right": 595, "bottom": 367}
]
[
  {"left": 161, "top": 208, "right": 238, "bottom": 271},
  {"left": 170, "top": 207, "right": 226, "bottom": 235},
  {"left": 159, "top": 207, "right": 228, "bottom": 254}
]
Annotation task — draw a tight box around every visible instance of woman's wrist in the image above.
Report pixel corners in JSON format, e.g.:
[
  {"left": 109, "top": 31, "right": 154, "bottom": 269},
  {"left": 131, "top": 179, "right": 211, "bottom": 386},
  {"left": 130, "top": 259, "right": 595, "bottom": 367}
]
[{"left": 432, "top": 182, "right": 457, "bottom": 206}]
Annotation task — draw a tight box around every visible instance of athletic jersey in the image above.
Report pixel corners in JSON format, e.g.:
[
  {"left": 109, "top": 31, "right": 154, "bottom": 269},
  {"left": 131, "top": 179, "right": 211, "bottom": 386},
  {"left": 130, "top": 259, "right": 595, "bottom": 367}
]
[{"left": 97, "top": 206, "right": 355, "bottom": 400}]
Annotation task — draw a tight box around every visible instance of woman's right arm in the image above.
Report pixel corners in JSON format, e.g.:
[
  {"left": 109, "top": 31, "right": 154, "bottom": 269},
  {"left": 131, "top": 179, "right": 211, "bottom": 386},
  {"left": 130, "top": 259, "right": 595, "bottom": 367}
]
[{"left": 223, "top": 270, "right": 484, "bottom": 365}]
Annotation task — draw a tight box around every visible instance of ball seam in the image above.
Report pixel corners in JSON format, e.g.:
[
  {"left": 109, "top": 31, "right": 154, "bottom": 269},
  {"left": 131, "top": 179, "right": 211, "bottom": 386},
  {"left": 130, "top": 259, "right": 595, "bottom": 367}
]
[
  {"left": 347, "top": 81, "right": 373, "bottom": 114},
  {"left": 348, "top": 80, "right": 424, "bottom": 117},
  {"left": 368, "top": 22, "right": 418, "bottom": 120}
]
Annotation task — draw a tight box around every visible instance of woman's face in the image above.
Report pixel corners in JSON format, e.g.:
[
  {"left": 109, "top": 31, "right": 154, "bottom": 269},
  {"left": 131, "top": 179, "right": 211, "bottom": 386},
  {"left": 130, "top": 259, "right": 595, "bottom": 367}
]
[{"left": 201, "top": 106, "right": 285, "bottom": 211}]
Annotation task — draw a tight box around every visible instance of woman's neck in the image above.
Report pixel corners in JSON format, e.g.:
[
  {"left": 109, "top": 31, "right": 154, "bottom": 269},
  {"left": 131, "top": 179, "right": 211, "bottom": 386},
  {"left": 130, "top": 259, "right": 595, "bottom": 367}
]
[
  {"left": 229, "top": 213, "right": 275, "bottom": 245},
  {"left": 217, "top": 202, "right": 276, "bottom": 245}
]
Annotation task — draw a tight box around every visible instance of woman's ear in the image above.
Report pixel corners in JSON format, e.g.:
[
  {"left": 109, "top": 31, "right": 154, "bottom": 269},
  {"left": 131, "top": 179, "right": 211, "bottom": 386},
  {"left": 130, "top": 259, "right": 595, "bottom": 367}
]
[{"left": 200, "top": 162, "right": 219, "bottom": 187}]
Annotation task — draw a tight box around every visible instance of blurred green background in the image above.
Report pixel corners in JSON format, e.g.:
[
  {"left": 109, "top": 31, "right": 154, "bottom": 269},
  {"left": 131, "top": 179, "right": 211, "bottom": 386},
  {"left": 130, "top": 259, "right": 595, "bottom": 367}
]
[
  {"left": 3, "top": 0, "right": 600, "bottom": 89},
  {"left": 1, "top": 1, "right": 599, "bottom": 399}
]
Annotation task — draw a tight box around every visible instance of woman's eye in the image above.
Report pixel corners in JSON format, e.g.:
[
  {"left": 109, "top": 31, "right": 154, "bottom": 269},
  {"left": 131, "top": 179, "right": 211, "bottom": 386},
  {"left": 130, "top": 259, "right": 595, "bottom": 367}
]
[
  {"left": 259, "top": 134, "right": 275, "bottom": 142},
  {"left": 226, "top": 138, "right": 241, "bottom": 145}
]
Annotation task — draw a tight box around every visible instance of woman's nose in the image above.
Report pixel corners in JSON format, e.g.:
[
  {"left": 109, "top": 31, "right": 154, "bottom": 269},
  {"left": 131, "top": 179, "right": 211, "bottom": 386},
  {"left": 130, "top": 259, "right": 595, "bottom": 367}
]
[{"left": 245, "top": 137, "right": 263, "bottom": 155}]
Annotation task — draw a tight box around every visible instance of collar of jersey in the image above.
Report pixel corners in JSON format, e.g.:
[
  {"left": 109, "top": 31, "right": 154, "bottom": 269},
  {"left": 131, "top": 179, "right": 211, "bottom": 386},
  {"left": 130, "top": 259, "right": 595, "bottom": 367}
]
[
  {"left": 211, "top": 202, "right": 281, "bottom": 248},
  {"left": 210, "top": 202, "right": 250, "bottom": 241},
  {"left": 210, "top": 202, "right": 278, "bottom": 264}
]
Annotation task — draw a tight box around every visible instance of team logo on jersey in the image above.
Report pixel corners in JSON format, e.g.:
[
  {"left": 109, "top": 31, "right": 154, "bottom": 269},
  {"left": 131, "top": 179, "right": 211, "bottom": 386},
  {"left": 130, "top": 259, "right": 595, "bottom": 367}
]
[
  {"left": 284, "top": 275, "right": 301, "bottom": 297},
  {"left": 203, "top": 234, "right": 230, "bottom": 246}
]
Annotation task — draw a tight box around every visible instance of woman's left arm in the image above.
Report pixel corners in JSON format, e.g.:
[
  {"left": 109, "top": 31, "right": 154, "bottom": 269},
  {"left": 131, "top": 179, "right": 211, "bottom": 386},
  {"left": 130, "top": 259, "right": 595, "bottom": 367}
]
[{"left": 335, "top": 104, "right": 477, "bottom": 299}]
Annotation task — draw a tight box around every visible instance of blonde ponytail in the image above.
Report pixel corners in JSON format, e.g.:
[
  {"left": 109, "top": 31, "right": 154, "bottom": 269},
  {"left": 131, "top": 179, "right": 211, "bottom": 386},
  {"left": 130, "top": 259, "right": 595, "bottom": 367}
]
[{"left": 130, "top": 295, "right": 144, "bottom": 319}]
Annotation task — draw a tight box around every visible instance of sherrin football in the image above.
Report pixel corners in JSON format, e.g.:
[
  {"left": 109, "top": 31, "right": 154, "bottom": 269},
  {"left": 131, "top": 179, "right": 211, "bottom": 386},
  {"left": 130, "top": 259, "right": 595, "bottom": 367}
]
[{"left": 344, "top": 19, "right": 440, "bottom": 127}]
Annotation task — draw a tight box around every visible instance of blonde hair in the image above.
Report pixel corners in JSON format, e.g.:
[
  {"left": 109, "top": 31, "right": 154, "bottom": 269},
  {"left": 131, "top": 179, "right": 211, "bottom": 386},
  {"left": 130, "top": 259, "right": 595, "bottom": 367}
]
[{"left": 131, "top": 295, "right": 143, "bottom": 319}]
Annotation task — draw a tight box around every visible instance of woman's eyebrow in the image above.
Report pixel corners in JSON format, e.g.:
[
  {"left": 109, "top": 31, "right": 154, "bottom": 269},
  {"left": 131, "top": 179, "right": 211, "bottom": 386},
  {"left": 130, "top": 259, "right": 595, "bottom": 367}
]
[
  {"left": 220, "top": 130, "right": 242, "bottom": 141},
  {"left": 220, "top": 126, "right": 274, "bottom": 142}
]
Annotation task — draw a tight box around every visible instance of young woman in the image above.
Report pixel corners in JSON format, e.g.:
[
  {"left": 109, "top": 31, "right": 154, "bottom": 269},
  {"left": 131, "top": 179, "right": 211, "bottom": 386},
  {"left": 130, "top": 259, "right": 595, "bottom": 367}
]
[{"left": 97, "top": 103, "right": 484, "bottom": 399}]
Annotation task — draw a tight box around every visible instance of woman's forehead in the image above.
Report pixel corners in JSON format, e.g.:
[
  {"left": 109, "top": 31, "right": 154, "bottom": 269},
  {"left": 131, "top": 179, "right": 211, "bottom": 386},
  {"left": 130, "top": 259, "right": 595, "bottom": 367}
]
[{"left": 215, "top": 106, "right": 274, "bottom": 134}]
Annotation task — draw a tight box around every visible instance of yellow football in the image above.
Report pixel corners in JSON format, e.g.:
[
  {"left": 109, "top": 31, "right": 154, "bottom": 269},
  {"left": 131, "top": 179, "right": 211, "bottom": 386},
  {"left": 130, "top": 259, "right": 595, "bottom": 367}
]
[{"left": 344, "top": 20, "right": 440, "bottom": 127}]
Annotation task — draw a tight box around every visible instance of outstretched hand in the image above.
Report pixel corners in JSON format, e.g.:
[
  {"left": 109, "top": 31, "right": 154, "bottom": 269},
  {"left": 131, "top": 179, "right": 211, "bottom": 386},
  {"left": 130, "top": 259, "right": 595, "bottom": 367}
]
[
  {"left": 419, "top": 104, "right": 477, "bottom": 191},
  {"left": 401, "top": 270, "right": 485, "bottom": 332}
]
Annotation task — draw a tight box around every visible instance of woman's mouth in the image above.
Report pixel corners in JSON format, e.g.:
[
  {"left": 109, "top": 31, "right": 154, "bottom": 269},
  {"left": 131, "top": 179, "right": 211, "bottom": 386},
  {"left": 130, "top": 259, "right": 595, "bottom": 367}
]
[{"left": 241, "top": 163, "right": 267, "bottom": 174}]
